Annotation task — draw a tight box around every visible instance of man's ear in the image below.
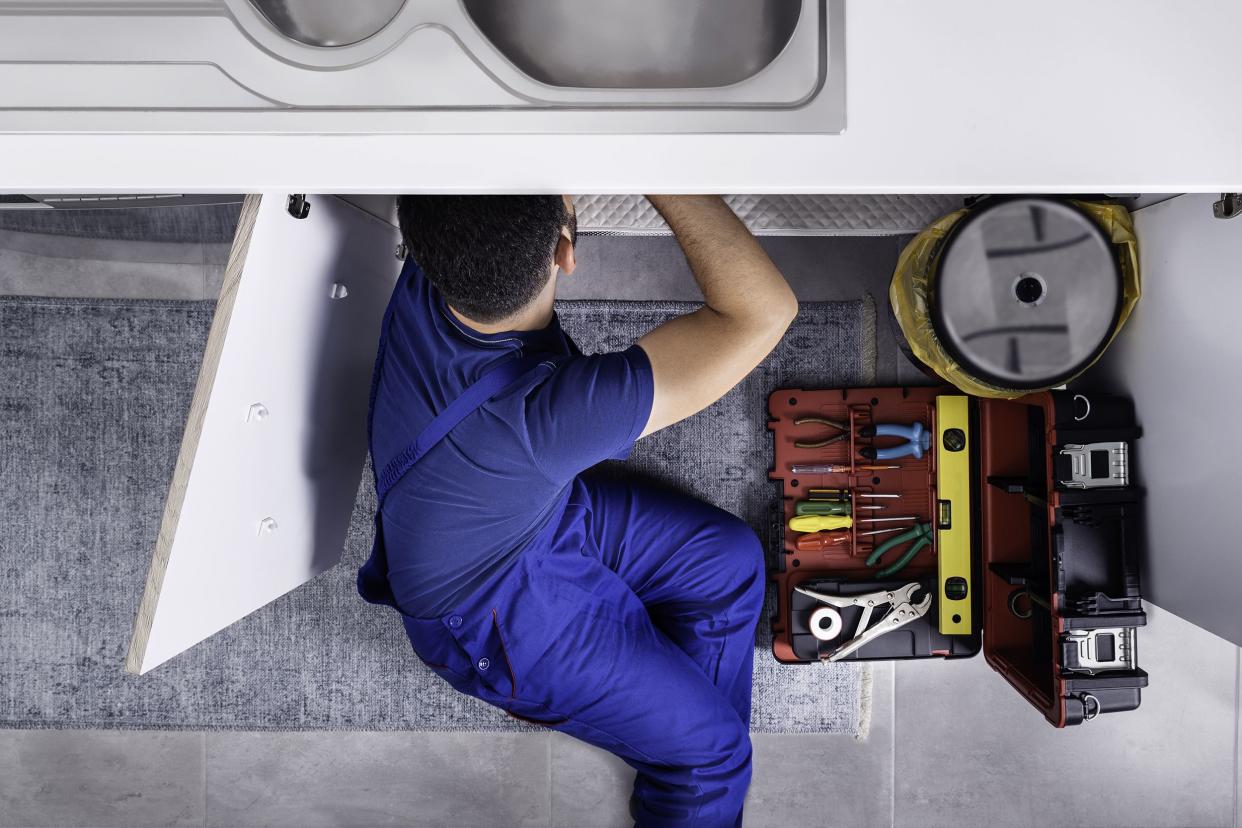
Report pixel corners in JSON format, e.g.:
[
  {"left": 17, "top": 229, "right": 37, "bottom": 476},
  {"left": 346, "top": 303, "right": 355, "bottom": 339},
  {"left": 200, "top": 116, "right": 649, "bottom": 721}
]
[{"left": 554, "top": 227, "right": 577, "bottom": 276}]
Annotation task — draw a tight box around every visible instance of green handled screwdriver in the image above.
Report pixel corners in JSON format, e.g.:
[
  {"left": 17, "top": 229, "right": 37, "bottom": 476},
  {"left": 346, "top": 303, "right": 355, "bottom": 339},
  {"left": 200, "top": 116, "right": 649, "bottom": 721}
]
[{"left": 795, "top": 500, "right": 884, "bottom": 516}]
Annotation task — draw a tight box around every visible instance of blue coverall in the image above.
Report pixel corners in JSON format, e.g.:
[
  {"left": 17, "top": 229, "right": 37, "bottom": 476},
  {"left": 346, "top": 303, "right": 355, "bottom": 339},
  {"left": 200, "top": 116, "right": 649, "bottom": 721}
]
[{"left": 359, "top": 261, "right": 766, "bottom": 827}]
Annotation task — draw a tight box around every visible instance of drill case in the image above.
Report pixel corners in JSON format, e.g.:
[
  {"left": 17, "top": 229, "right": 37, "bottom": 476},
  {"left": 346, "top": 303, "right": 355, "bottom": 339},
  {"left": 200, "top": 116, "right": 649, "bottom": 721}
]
[{"left": 767, "top": 387, "right": 1148, "bottom": 727}]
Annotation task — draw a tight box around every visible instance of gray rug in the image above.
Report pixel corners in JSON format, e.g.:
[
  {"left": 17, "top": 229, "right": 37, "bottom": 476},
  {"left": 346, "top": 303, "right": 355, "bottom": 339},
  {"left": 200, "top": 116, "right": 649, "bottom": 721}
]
[
  {"left": 0, "top": 203, "right": 243, "bottom": 244},
  {"left": 0, "top": 295, "right": 875, "bottom": 733}
]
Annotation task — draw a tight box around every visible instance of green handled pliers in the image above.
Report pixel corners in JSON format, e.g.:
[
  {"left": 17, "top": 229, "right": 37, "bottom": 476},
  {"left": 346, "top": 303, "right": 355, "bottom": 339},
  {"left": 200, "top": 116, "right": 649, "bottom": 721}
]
[{"left": 866, "top": 522, "right": 933, "bottom": 578}]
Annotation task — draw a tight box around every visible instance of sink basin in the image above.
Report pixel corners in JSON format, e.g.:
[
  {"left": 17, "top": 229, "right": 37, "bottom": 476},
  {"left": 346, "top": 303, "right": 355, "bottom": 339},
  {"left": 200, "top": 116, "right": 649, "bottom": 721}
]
[
  {"left": 248, "top": 0, "right": 407, "bottom": 47},
  {"left": 461, "top": 0, "right": 801, "bottom": 89},
  {"left": 0, "top": 0, "right": 845, "bottom": 133}
]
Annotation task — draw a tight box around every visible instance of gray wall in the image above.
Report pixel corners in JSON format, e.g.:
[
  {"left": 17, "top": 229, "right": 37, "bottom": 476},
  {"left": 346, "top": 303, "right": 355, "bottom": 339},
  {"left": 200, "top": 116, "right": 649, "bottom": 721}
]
[{"left": 1079, "top": 193, "right": 1242, "bottom": 646}]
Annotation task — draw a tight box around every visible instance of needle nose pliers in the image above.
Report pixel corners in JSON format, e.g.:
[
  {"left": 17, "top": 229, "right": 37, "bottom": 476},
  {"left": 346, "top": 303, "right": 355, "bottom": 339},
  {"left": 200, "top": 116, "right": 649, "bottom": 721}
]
[
  {"left": 793, "top": 416, "right": 850, "bottom": 449},
  {"left": 865, "top": 522, "right": 933, "bottom": 578}
]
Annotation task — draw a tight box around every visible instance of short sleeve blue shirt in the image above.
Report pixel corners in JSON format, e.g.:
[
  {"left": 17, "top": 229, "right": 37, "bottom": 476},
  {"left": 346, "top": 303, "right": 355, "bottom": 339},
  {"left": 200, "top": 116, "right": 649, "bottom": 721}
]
[{"left": 368, "top": 261, "right": 654, "bottom": 617}]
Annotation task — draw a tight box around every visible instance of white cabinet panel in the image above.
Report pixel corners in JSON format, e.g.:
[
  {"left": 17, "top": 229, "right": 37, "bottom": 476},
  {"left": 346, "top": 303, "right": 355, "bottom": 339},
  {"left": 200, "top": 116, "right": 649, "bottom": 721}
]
[{"left": 126, "top": 194, "right": 401, "bottom": 674}]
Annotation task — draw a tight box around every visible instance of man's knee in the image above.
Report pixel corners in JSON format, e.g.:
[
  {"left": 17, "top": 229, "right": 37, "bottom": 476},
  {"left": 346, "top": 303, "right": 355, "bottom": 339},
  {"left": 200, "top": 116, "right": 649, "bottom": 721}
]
[
  {"left": 689, "top": 718, "right": 753, "bottom": 826},
  {"left": 708, "top": 513, "right": 766, "bottom": 609}
]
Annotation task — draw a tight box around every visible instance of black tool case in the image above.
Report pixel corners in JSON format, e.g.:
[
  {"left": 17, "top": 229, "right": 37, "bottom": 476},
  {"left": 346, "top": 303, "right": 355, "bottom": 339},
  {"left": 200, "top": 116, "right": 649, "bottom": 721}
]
[{"left": 768, "top": 387, "right": 1149, "bottom": 726}]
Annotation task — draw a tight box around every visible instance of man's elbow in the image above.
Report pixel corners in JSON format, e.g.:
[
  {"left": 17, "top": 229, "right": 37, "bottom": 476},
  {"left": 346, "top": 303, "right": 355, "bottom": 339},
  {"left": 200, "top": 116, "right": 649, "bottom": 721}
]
[
  {"left": 769, "top": 288, "right": 799, "bottom": 334},
  {"left": 717, "top": 287, "right": 797, "bottom": 342}
]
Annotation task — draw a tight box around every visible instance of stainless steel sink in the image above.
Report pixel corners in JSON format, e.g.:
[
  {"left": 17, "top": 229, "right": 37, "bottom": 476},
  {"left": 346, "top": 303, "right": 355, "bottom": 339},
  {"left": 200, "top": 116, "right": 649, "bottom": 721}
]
[
  {"left": 249, "top": 0, "right": 407, "bottom": 47},
  {"left": 461, "top": 0, "right": 802, "bottom": 89},
  {"left": 0, "top": 0, "right": 845, "bottom": 134}
]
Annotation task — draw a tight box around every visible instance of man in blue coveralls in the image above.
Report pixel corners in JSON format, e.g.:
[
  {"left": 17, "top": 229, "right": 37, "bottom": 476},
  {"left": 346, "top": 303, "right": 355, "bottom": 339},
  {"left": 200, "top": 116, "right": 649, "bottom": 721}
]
[{"left": 359, "top": 195, "right": 797, "bottom": 827}]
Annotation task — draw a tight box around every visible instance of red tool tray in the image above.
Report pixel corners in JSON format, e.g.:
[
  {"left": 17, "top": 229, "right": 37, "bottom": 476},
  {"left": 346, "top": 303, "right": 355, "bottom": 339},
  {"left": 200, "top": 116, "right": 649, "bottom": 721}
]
[{"left": 767, "top": 386, "right": 1149, "bottom": 727}]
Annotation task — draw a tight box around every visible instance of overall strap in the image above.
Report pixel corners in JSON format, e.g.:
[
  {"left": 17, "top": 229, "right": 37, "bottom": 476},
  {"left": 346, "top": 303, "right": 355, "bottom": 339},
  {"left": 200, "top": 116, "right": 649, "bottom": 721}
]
[{"left": 374, "top": 354, "right": 551, "bottom": 509}]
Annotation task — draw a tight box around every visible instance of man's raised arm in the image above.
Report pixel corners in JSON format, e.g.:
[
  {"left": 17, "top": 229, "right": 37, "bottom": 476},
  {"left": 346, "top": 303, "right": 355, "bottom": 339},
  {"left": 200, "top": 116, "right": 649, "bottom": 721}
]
[{"left": 637, "top": 195, "right": 799, "bottom": 438}]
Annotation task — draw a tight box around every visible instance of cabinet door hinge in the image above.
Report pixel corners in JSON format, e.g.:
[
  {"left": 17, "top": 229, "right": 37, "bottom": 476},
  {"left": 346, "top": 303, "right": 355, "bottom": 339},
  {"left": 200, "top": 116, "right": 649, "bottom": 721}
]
[{"left": 1213, "top": 193, "right": 1241, "bottom": 219}]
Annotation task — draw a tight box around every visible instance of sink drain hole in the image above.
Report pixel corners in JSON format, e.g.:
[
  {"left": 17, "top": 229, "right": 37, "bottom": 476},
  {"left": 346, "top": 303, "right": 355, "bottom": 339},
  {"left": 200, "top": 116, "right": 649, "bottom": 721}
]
[{"left": 1013, "top": 272, "right": 1046, "bottom": 306}]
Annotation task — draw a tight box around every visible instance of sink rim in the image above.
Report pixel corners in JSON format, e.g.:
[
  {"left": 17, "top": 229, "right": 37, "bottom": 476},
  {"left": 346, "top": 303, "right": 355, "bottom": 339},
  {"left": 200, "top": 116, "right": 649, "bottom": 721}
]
[
  {"left": 246, "top": 0, "right": 409, "bottom": 48},
  {"left": 0, "top": 0, "right": 844, "bottom": 132}
]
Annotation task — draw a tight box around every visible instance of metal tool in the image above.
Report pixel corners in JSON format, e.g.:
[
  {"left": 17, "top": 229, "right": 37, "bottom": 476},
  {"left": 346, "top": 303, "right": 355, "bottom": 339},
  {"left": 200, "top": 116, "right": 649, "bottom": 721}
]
[
  {"left": 865, "top": 522, "right": 933, "bottom": 578},
  {"left": 808, "top": 488, "right": 900, "bottom": 500},
  {"left": 794, "top": 526, "right": 906, "bottom": 552},
  {"left": 794, "top": 582, "right": 933, "bottom": 661},
  {"left": 792, "top": 416, "right": 850, "bottom": 449},
  {"left": 795, "top": 501, "right": 883, "bottom": 517},
  {"left": 858, "top": 422, "right": 931, "bottom": 461},
  {"left": 788, "top": 515, "right": 919, "bottom": 533},
  {"left": 1058, "top": 441, "right": 1129, "bottom": 489},
  {"left": 790, "top": 463, "right": 901, "bottom": 474}
]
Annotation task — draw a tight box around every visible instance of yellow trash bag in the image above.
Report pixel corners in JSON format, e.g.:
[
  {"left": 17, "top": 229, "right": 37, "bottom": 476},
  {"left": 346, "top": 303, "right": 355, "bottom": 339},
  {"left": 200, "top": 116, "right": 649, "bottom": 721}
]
[{"left": 889, "top": 199, "right": 1141, "bottom": 399}]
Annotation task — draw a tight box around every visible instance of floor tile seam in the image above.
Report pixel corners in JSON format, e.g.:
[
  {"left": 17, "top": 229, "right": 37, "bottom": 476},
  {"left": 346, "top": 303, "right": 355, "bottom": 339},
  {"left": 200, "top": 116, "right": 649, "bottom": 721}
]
[
  {"left": 202, "top": 731, "right": 209, "bottom": 828},
  {"left": 1233, "top": 647, "right": 1240, "bottom": 828},
  {"left": 889, "top": 664, "right": 897, "bottom": 828}
]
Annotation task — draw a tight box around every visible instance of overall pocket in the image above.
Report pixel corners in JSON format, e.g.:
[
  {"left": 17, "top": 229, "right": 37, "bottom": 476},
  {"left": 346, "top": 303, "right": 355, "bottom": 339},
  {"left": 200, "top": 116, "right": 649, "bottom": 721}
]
[
  {"left": 400, "top": 614, "right": 474, "bottom": 689},
  {"left": 489, "top": 609, "right": 571, "bottom": 728}
]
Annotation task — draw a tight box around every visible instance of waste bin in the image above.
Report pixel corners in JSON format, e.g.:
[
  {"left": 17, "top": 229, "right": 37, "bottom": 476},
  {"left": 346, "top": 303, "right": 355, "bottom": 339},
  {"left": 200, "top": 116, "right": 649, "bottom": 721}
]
[{"left": 890, "top": 196, "right": 1141, "bottom": 398}]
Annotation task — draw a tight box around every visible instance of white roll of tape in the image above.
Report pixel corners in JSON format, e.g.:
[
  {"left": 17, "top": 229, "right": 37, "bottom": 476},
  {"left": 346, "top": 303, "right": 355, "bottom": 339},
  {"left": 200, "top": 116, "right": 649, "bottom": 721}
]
[{"left": 809, "top": 606, "right": 843, "bottom": 642}]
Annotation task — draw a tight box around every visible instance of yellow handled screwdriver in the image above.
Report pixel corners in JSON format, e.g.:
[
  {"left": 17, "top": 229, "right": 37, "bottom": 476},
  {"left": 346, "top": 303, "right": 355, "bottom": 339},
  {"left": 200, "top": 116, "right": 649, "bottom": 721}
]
[{"left": 788, "top": 514, "right": 919, "bottom": 533}]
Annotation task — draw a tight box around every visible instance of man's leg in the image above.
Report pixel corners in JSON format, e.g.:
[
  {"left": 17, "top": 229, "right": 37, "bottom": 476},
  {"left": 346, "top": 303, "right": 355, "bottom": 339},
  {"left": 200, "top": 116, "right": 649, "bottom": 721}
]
[
  {"left": 407, "top": 479, "right": 766, "bottom": 826},
  {"left": 434, "top": 511, "right": 756, "bottom": 828},
  {"left": 576, "top": 473, "right": 768, "bottom": 726}
]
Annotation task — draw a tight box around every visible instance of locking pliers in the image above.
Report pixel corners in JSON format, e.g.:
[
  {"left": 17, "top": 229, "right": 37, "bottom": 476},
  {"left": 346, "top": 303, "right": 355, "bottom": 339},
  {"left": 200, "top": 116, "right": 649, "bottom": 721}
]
[{"left": 793, "top": 582, "right": 932, "bottom": 662}]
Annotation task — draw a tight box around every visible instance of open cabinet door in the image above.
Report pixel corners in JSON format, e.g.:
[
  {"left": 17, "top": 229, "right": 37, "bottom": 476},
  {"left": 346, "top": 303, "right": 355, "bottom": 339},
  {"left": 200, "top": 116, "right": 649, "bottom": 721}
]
[{"left": 126, "top": 194, "right": 401, "bottom": 674}]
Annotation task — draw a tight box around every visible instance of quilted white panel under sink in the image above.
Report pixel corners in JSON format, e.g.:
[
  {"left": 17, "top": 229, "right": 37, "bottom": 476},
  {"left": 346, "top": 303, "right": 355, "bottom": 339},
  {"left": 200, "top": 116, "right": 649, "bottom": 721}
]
[{"left": 575, "top": 195, "right": 967, "bottom": 236}]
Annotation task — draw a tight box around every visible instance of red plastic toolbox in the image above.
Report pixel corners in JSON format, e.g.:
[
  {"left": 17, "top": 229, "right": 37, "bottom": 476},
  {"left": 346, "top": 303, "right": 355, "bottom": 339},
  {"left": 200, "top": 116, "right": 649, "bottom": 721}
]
[{"left": 768, "top": 386, "right": 1148, "bottom": 726}]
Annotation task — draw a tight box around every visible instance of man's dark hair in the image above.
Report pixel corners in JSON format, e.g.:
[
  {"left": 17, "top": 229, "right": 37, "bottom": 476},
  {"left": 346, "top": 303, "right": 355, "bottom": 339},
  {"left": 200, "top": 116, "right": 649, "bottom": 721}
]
[{"left": 398, "top": 195, "right": 575, "bottom": 324}]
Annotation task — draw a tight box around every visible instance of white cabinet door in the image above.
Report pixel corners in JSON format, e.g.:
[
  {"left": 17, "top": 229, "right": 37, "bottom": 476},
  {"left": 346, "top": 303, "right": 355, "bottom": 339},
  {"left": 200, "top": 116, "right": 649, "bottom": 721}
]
[
  {"left": 1089, "top": 193, "right": 1242, "bottom": 646},
  {"left": 126, "top": 194, "right": 401, "bottom": 674}
]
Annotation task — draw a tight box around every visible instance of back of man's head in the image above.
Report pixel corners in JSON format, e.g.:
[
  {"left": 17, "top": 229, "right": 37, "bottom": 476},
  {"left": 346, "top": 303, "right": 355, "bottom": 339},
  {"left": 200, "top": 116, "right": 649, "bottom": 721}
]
[{"left": 398, "top": 195, "right": 574, "bottom": 325}]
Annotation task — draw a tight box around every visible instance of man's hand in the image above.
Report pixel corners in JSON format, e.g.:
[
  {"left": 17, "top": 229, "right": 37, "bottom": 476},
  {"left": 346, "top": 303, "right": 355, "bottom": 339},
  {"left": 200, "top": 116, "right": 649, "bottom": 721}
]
[{"left": 636, "top": 195, "right": 798, "bottom": 438}]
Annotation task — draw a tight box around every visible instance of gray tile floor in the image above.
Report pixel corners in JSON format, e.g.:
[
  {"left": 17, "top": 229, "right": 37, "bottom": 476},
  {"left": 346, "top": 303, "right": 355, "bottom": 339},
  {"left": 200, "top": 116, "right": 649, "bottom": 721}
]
[{"left": 1, "top": 222, "right": 1239, "bottom": 828}]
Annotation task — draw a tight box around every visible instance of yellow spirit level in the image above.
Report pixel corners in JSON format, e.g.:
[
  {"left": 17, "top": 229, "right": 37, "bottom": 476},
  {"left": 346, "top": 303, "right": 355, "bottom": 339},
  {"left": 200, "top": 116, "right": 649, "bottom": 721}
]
[{"left": 935, "top": 395, "right": 972, "bottom": 635}]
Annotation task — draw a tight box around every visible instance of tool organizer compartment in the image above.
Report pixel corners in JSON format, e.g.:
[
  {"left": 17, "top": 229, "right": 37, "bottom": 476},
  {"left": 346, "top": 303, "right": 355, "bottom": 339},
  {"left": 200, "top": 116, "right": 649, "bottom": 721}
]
[
  {"left": 980, "top": 393, "right": 1149, "bottom": 726},
  {"left": 768, "top": 387, "right": 981, "bottom": 663},
  {"left": 768, "top": 386, "right": 1148, "bottom": 726}
]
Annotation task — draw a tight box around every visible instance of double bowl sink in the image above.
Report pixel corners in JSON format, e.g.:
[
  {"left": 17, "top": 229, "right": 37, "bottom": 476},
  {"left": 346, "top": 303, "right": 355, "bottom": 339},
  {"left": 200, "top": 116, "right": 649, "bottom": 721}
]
[{"left": 0, "top": 0, "right": 844, "bottom": 133}]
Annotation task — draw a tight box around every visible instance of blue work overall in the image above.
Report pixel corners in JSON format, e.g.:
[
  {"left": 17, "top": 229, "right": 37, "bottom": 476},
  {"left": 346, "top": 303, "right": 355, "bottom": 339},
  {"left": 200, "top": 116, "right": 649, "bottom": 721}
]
[{"left": 357, "top": 269, "right": 766, "bottom": 828}]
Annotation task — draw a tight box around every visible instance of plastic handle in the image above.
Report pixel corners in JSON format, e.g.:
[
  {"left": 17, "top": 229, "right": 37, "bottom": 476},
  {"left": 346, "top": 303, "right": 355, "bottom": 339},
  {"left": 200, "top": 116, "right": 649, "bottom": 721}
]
[
  {"left": 788, "top": 514, "right": 852, "bottom": 533},
  {"left": 795, "top": 501, "right": 851, "bottom": 517},
  {"left": 795, "top": 531, "right": 852, "bottom": 552}
]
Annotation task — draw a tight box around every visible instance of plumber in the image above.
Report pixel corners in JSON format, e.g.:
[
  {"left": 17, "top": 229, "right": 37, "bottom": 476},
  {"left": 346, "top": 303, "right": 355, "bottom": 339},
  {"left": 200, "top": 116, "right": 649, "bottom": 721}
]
[{"left": 358, "top": 194, "right": 797, "bottom": 827}]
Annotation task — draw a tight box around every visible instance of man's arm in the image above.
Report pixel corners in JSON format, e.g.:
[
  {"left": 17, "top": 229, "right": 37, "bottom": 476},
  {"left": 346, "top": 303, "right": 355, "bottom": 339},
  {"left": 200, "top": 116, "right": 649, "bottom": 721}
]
[{"left": 637, "top": 195, "right": 798, "bottom": 438}]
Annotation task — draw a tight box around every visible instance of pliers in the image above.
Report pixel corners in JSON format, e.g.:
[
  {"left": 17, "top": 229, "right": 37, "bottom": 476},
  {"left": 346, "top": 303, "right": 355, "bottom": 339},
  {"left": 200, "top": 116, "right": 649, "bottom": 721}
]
[
  {"left": 858, "top": 422, "right": 931, "bottom": 461},
  {"left": 793, "top": 416, "right": 850, "bottom": 449},
  {"left": 865, "top": 522, "right": 933, "bottom": 578},
  {"left": 793, "top": 581, "right": 933, "bottom": 661}
]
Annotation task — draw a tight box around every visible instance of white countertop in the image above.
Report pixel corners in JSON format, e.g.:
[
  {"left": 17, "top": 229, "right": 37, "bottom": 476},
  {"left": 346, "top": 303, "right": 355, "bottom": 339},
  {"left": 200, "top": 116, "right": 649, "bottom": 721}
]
[{"left": 1, "top": 0, "right": 1239, "bottom": 193}]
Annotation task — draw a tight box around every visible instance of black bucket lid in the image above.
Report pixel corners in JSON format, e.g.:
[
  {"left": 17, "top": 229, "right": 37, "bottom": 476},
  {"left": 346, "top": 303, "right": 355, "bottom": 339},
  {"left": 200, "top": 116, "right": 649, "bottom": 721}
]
[{"left": 932, "top": 197, "right": 1122, "bottom": 390}]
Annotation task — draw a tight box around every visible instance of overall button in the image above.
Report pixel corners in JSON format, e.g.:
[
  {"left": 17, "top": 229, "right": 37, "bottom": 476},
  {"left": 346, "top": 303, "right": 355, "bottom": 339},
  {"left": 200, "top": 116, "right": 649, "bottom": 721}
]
[
  {"left": 447, "top": 615, "right": 463, "bottom": 629},
  {"left": 476, "top": 657, "right": 490, "bottom": 671}
]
